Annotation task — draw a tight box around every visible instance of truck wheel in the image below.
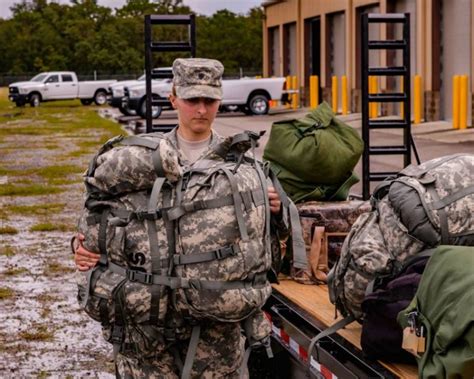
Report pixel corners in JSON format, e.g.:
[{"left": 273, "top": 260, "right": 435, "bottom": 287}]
[
  {"left": 139, "top": 99, "right": 163, "bottom": 119},
  {"left": 93, "top": 90, "right": 107, "bottom": 106},
  {"left": 29, "top": 93, "right": 41, "bottom": 107},
  {"left": 247, "top": 94, "right": 269, "bottom": 115},
  {"left": 80, "top": 99, "right": 93, "bottom": 105}
]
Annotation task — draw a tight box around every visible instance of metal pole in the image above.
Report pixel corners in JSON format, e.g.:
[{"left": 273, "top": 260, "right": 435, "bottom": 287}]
[
  {"left": 145, "top": 15, "right": 153, "bottom": 133},
  {"left": 361, "top": 13, "right": 370, "bottom": 200},
  {"left": 403, "top": 13, "right": 411, "bottom": 167}
]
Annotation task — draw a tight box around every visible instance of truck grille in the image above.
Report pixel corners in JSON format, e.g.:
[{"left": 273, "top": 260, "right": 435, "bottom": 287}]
[{"left": 9, "top": 87, "right": 18, "bottom": 94}]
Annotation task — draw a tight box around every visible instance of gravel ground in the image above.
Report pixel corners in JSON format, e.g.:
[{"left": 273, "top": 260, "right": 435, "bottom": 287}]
[{"left": 0, "top": 100, "right": 122, "bottom": 378}]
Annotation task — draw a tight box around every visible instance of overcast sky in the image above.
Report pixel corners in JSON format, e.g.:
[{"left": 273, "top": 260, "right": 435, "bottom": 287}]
[{"left": 0, "top": 0, "right": 264, "bottom": 19}]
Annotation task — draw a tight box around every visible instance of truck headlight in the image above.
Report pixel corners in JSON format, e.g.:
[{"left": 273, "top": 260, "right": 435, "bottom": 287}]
[
  {"left": 18, "top": 88, "right": 27, "bottom": 94},
  {"left": 129, "top": 89, "right": 140, "bottom": 98},
  {"left": 113, "top": 88, "right": 123, "bottom": 97}
]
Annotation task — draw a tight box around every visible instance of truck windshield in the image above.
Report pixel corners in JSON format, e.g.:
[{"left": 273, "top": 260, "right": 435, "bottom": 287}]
[{"left": 31, "top": 74, "right": 48, "bottom": 82}]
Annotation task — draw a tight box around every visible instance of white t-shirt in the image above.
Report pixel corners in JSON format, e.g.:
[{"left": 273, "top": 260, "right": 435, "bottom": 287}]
[{"left": 176, "top": 133, "right": 211, "bottom": 164}]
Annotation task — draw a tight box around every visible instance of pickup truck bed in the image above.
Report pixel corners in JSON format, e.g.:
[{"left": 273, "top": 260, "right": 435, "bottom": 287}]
[{"left": 265, "top": 279, "right": 418, "bottom": 378}]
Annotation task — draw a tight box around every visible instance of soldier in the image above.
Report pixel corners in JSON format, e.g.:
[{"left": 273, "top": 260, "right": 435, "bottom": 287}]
[{"left": 73, "top": 58, "right": 283, "bottom": 378}]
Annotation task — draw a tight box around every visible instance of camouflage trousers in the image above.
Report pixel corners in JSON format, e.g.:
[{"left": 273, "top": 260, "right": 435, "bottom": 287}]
[{"left": 115, "top": 321, "right": 245, "bottom": 379}]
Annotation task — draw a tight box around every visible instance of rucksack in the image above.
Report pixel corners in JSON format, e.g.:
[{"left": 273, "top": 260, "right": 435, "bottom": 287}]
[
  {"left": 76, "top": 130, "right": 305, "bottom": 363},
  {"left": 263, "top": 101, "right": 363, "bottom": 203},
  {"left": 398, "top": 245, "right": 474, "bottom": 378},
  {"left": 361, "top": 250, "right": 433, "bottom": 363},
  {"left": 308, "top": 154, "right": 474, "bottom": 350}
]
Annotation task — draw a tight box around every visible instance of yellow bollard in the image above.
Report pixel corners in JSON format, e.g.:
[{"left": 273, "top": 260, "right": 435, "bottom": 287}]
[
  {"left": 255, "top": 75, "right": 262, "bottom": 79},
  {"left": 400, "top": 76, "right": 404, "bottom": 119},
  {"left": 309, "top": 75, "right": 319, "bottom": 109},
  {"left": 286, "top": 75, "right": 292, "bottom": 109},
  {"left": 332, "top": 76, "right": 338, "bottom": 113},
  {"left": 452, "top": 75, "right": 460, "bottom": 129},
  {"left": 414, "top": 75, "right": 422, "bottom": 124},
  {"left": 291, "top": 76, "right": 299, "bottom": 110},
  {"left": 460, "top": 75, "right": 468, "bottom": 130},
  {"left": 342, "top": 75, "right": 348, "bottom": 115},
  {"left": 369, "top": 76, "right": 378, "bottom": 118}
]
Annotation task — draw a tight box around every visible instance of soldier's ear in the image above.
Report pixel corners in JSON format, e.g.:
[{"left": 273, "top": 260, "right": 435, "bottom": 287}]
[{"left": 169, "top": 94, "right": 177, "bottom": 109}]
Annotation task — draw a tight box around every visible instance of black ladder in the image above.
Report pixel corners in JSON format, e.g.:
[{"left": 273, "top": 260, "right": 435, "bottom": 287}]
[
  {"left": 361, "top": 13, "right": 420, "bottom": 200},
  {"left": 144, "top": 14, "right": 196, "bottom": 133}
]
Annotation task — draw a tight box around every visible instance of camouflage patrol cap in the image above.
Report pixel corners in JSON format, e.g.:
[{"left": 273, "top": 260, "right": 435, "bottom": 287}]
[{"left": 172, "top": 58, "right": 224, "bottom": 100}]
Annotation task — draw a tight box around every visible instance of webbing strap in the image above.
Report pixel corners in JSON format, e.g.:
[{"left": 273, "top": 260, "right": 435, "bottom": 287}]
[
  {"left": 147, "top": 178, "right": 166, "bottom": 324},
  {"left": 429, "top": 185, "right": 474, "bottom": 210},
  {"left": 181, "top": 325, "right": 201, "bottom": 379},
  {"left": 268, "top": 169, "right": 306, "bottom": 269},
  {"left": 427, "top": 185, "right": 450, "bottom": 244},
  {"left": 173, "top": 244, "right": 240, "bottom": 265},
  {"left": 307, "top": 316, "right": 355, "bottom": 373},
  {"left": 167, "top": 189, "right": 264, "bottom": 221},
  {"left": 221, "top": 167, "right": 249, "bottom": 241},
  {"left": 120, "top": 135, "right": 161, "bottom": 150},
  {"left": 98, "top": 210, "right": 109, "bottom": 265},
  {"left": 108, "top": 262, "right": 268, "bottom": 290},
  {"left": 152, "top": 147, "right": 166, "bottom": 178},
  {"left": 408, "top": 153, "right": 463, "bottom": 177},
  {"left": 239, "top": 347, "right": 252, "bottom": 379}
]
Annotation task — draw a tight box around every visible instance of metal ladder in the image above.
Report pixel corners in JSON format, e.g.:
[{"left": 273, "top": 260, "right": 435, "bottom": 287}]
[
  {"left": 361, "top": 13, "right": 420, "bottom": 200},
  {"left": 144, "top": 14, "right": 196, "bottom": 133}
]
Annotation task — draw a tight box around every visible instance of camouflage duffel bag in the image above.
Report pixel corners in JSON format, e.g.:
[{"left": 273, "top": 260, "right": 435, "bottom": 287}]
[
  {"left": 84, "top": 133, "right": 181, "bottom": 197},
  {"left": 76, "top": 187, "right": 173, "bottom": 358},
  {"left": 382, "top": 153, "right": 474, "bottom": 247}
]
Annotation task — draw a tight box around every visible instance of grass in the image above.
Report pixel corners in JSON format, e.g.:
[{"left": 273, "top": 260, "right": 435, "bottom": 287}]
[
  {"left": 46, "top": 262, "right": 75, "bottom": 274},
  {"left": 3, "top": 203, "right": 65, "bottom": 216},
  {"left": 0, "top": 245, "right": 17, "bottom": 257},
  {"left": 0, "top": 287, "right": 14, "bottom": 300},
  {"left": 30, "top": 222, "right": 73, "bottom": 232},
  {"left": 19, "top": 325, "right": 54, "bottom": 342},
  {"left": 3, "top": 267, "right": 28, "bottom": 276},
  {"left": 0, "top": 183, "right": 65, "bottom": 196},
  {"left": 0, "top": 226, "right": 18, "bottom": 234}
]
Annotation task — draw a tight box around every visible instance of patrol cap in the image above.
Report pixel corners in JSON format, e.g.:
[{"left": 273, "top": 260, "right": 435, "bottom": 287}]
[{"left": 172, "top": 58, "right": 224, "bottom": 100}]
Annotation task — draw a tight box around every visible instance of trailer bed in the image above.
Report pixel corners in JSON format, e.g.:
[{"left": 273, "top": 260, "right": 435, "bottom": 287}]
[{"left": 266, "top": 279, "right": 418, "bottom": 378}]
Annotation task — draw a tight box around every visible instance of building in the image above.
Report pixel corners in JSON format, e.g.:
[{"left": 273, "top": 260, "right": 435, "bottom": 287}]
[{"left": 262, "top": 0, "right": 473, "bottom": 123}]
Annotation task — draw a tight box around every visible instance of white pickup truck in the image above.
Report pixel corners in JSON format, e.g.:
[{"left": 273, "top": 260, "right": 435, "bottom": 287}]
[
  {"left": 123, "top": 76, "right": 288, "bottom": 119},
  {"left": 8, "top": 71, "right": 116, "bottom": 107}
]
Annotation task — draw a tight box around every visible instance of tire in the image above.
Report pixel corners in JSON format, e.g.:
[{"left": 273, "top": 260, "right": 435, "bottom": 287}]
[
  {"left": 80, "top": 99, "right": 93, "bottom": 105},
  {"left": 93, "top": 90, "right": 107, "bottom": 106},
  {"left": 29, "top": 93, "right": 41, "bottom": 107},
  {"left": 247, "top": 94, "right": 269, "bottom": 115},
  {"left": 138, "top": 98, "right": 163, "bottom": 119},
  {"left": 224, "top": 105, "right": 239, "bottom": 112},
  {"left": 119, "top": 105, "right": 134, "bottom": 116}
]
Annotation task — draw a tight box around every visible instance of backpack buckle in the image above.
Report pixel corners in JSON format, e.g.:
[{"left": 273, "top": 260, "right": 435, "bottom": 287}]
[
  {"left": 111, "top": 325, "right": 124, "bottom": 344},
  {"left": 127, "top": 270, "right": 136, "bottom": 282}
]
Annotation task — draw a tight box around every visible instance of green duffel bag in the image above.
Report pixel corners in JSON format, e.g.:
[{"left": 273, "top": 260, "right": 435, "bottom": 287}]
[
  {"left": 398, "top": 245, "right": 474, "bottom": 379},
  {"left": 263, "top": 101, "right": 363, "bottom": 186}
]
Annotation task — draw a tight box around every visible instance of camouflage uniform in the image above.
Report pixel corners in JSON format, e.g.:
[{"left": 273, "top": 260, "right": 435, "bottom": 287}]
[{"left": 114, "top": 58, "right": 267, "bottom": 379}]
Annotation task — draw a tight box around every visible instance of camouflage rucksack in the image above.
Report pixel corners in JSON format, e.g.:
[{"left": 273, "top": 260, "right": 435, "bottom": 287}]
[
  {"left": 309, "top": 154, "right": 474, "bottom": 348},
  {"left": 76, "top": 130, "right": 305, "bottom": 362}
]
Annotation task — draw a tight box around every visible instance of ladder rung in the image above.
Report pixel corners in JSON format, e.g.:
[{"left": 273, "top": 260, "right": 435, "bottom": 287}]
[
  {"left": 369, "top": 172, "right": 399, "bottom": 181},
  {"left": 369, "top": 120, "right": 408, "bottom": 129},
  {"left": 368, "top": 93, "right": 406, "bottom": 102},
  {"left": 368, "top": 14, "right": 407, "bottom": 23},
  {"left": 148, "top": 15, "right": 193, "bottom": 24},
  {"left": 151, "top": 42, "right": 193, "bottom": 52},
  {"left": 368, "top": 40, "right": 406, "bottom": 49},
  {"left": 369, "top": 146, "right": 409, "bottom": 155},
  {"left": 152, "top": 72, "right": 173, "bottom": 79},
  {"left": 368, "top": 67, "right": 407, "bottom": 76},
  {"left": 152, "top": 99, "right": 171, "bottom": 106}
]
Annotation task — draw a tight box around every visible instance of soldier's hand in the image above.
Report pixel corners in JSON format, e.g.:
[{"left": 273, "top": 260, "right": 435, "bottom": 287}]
[
  {"left": 268, "top": 186, "right": 281, "bottom": 215},
  {"left": 73, "top": 234, "right": 100, "bottom": 271}
]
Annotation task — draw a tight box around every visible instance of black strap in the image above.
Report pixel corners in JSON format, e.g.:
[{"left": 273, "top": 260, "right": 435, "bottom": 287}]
[{"left": 173, "top": 244, "right": 240, "bottom": 265}]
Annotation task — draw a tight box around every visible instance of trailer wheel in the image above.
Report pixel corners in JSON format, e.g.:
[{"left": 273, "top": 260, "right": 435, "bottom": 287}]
[
  {"left": 93, "top": 90, "right": 107, "bottom": 106},
  {"left": 80, "top": 99, "right": 93, "bottom": 105},
  {"left": 29, "top": 93, "right": 41, "bottom": 107},
  {"left": 247, "top": 93, "right": 269, "bottom": 115}
]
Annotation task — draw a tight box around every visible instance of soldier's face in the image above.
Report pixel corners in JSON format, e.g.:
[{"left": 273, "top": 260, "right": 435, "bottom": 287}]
[{"left": 170, "top": 95, "right": 220, "bottom": 140}]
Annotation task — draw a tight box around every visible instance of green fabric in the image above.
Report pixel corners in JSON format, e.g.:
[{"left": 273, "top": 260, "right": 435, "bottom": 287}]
[
  {"left": 263, "top": 101, "right": 363, "bottom": 202},
  {"left": 398, "top": 245, "right": 474, "bottom": 379}
]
